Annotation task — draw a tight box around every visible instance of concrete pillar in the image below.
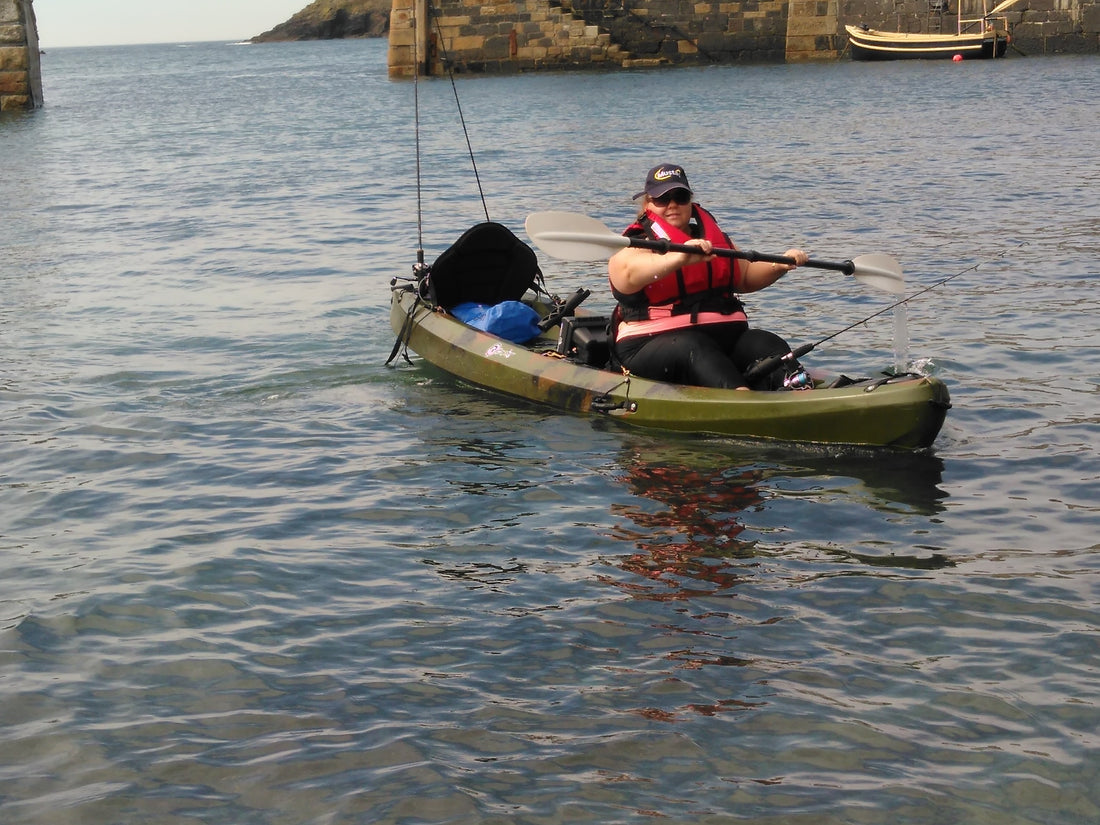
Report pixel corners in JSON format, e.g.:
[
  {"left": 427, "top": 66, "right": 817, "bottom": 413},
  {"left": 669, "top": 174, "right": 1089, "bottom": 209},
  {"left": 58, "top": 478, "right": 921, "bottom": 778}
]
[
  {"left": 786, "top": 0, "right": 840, "bottom": 61},
  {"left": 388, "top": 0, "right": 432, "bottom": 78},
  {"left": 0, "top": 0, "right": 42, "bottom": 110}
]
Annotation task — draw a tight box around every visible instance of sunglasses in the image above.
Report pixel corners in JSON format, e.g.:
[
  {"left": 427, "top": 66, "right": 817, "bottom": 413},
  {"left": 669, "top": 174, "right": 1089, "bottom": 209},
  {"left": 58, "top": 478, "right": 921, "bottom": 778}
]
[{"left": 651, "top": 189, "right": 692, "bottom": 206}]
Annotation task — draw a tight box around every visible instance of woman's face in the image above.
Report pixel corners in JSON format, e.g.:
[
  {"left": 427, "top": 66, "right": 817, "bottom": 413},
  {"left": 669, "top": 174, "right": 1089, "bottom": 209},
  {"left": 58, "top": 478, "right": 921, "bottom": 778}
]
[{"left": 646, "top": 189, "right": 692, "bottom": 230}]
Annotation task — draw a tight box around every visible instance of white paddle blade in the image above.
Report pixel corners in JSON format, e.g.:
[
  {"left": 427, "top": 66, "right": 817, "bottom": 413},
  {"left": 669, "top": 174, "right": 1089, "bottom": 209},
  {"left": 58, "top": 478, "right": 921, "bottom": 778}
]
[
  {"left": 850, "top": 253, "right": 905, "bottom": 294},
  {"left": 525, "top": 211, "right": 627, "bottom": 261}
]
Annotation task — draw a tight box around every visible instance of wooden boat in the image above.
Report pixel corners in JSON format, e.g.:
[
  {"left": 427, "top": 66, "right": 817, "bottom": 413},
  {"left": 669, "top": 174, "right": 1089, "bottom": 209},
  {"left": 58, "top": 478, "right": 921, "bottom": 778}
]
[
  {"left": 846, "top": 24, "right": 1008, "bottom": 60},
  {"left": 846, "top": 0, "right": 1017, "bottom": 61},
  {"left": 388, "top": 222, "right": 951, "bottom": 450}
]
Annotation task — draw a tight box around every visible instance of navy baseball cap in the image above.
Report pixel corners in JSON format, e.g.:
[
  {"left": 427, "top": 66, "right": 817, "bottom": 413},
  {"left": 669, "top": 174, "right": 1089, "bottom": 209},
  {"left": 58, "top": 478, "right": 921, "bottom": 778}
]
[{"left": 633, "top": 164, "right": 693, "bottom": 200}]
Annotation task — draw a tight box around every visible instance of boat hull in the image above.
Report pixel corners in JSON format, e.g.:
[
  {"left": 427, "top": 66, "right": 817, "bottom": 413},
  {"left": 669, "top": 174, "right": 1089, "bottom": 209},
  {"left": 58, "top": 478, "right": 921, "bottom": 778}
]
[
  {"left": 846, "top": 25, "right": 1008, "bottom": 61},
  {"left": 390, "top": 288, "right": 950, "bottom": 450}
]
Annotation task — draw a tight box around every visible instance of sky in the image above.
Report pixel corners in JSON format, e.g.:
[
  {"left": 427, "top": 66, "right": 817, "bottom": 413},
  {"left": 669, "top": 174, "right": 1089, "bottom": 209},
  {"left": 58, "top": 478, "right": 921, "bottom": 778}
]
[{"left": 33, "top": 0, "right": 312, "bottom": 48}]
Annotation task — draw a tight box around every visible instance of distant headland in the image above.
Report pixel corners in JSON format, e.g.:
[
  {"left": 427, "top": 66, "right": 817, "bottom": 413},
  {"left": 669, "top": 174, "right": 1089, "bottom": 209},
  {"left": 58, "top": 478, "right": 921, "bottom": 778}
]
[{"left": 251, "top": 0, "right": 391, "bottom": 42}]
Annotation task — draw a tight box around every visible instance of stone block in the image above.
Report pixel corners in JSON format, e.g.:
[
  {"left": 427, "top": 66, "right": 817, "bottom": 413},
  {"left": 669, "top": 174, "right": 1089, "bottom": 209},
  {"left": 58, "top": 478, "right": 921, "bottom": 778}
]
[
  {"left": 1012, "top": 21, "right": 1043, "bottom": 38},
  {"left": 0, "top": 93, "right": 28, "bottom": 110},
  {"left": 0, "top": 0, "right": 19, "bottom": 23},
  {"left": 435, "top": 15, "right": 471, "bottom": 26},
  {"left": 389, "top": 26, "right": 416, "bottom": 46},
  {"left": 483, "top": 33, "right": 511, "bottom": 57},
  {"left": 0, "top": 68, "right": 26, "bottom": 93},
  {"left": 0, "top": 44, "right": 27, "bottom": 71},
  {"left": 387, "top": 45, "right": 414, "bottom": 75},
  {"left": 787, "top": 47, "right": 837, "bottom": 60},
  {"left": 451, "top": 34, "right": 485, "bottom": 50},
  {"left": 786, "top": 34, "right": 819, "bottom": 49},
  {"left": 1041, "top": 19, "right": 1077, "bottom": 33},
  {"left": 787, "top": 17, "right": 832, "bottom": 34},
  {"left": 0, "top": 23, "right": 24, "bottom": 43}
]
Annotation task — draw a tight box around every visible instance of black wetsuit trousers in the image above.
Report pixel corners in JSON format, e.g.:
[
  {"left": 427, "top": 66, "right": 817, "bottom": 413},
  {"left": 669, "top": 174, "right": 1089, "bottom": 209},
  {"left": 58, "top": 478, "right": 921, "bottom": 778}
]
[{"left": 615, "top": 323, "right": 798, "bottom": 390}]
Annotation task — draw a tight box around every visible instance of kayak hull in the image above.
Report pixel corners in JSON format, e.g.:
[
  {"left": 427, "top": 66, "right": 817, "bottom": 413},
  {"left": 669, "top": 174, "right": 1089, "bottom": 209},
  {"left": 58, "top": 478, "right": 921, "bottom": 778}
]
[{"left": 390, "top": 288, "right": 950, "bottom": 450}]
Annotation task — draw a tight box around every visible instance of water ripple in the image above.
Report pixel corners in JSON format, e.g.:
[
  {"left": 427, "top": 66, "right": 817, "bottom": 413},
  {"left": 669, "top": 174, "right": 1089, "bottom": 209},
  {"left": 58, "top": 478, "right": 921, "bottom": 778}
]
[{"left": 2, "top": 41, "right": 1098, "bottom": 825}]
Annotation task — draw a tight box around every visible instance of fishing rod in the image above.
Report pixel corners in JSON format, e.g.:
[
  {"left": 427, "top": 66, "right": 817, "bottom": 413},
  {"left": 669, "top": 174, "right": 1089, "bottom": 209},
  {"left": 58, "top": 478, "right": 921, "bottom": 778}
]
[
  {"left": 411, "top": 2, "right": 490, "bottom": 275},
  {"left": 744, "top": 242, "right": 1028, "bottom": 381},
  {"left": 412, "top": 11, "right": 425, "bottom": 273}
]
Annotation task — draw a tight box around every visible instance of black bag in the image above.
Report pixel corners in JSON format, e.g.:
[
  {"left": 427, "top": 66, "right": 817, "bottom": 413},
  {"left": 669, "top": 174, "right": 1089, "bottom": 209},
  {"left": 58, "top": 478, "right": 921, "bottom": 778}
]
[{"left": 426, "top": 222, "right": 544, "bottom": 310}]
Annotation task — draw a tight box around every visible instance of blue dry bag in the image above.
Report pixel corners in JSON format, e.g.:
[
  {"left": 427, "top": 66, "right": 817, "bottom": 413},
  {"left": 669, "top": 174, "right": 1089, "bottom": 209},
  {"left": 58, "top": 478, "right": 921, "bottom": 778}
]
[{"left": 451, "top": 301, "right": 542, "bottom": 344}]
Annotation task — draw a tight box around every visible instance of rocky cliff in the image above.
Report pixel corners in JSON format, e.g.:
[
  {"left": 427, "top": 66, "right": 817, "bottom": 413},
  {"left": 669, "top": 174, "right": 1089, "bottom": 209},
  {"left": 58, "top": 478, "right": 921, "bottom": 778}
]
[{"left": 251, "top": 0, "right": 390, "bottom": 42}]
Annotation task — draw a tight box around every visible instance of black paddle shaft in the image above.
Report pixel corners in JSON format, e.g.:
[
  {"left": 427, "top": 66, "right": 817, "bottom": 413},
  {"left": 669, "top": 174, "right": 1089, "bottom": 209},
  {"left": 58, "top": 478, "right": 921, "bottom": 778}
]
[{"left": 628, "top": 237, "right": 856, "bottom": 276}]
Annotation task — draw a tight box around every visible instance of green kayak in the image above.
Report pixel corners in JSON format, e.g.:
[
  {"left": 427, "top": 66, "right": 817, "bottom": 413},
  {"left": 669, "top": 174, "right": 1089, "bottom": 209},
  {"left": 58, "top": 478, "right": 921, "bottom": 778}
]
[{"left": 389, "top": 286, "right": 951, "bottom": 450}]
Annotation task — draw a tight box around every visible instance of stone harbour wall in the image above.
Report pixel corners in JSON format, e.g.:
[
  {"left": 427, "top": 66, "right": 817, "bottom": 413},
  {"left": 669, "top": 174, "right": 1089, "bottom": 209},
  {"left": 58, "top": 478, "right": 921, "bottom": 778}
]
[
  {"left": 389, "top": 0, "right": 1098, "bottom": 74},
  {"left": 388, "top": 0, "right": 841, "bottom": 74},
  {"left": 0, "top": 0, "right": 41, "bottom": 110},
  {"left": 388, "top": 0, "right": 628, "bottom": 75}
]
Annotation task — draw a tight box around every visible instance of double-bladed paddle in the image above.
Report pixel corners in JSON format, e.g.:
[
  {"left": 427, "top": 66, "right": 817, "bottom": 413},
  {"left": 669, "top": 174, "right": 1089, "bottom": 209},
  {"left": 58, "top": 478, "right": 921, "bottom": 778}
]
[{"left": 524, "top": 211, "right": 905, "bottom": 295}]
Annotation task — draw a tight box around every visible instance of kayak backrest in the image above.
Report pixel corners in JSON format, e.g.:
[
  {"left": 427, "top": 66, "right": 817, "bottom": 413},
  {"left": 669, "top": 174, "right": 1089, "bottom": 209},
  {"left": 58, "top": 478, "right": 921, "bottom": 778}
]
[{"left": 427, "top": 222, "right": 544, "bottom": 310}]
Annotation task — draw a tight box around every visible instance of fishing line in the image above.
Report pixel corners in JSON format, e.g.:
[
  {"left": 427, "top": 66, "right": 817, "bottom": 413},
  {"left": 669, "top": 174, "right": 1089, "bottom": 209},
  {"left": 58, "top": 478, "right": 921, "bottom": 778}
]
[
  {"left": 825, "top": 242, "right": 1026, "bottom": 344},
  {"left": 411, "top": 3, "right": 491, "bottom": 270},
  {"left": 746, "top": 242, "right": 1028, "bottom": 380},
  {"left": 430, "top": 8, "right": 491, "bottom": 222}
]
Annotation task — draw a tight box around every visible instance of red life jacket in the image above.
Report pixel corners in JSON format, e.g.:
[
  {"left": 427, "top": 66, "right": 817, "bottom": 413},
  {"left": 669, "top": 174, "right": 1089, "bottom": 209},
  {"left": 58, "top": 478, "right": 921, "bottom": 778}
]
[{"left": 613, "top": 205, "right": 747, "bottom": 343}]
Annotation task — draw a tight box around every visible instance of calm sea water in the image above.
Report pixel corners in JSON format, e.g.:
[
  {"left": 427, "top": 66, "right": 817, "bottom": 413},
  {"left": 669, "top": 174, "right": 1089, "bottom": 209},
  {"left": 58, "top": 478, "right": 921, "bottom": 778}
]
[{"left": 2, "top": 39, "right": 1098, "bottom": 824}]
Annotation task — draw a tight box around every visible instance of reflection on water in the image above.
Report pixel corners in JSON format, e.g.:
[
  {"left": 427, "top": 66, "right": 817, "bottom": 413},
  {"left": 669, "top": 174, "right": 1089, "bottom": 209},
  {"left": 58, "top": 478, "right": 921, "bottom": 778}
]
[
  {"left": 606, "top": 459, "right": 765, "bottom": 600},
  {"left": 605, "top": 439, "right": 953, "bottom": 600}
]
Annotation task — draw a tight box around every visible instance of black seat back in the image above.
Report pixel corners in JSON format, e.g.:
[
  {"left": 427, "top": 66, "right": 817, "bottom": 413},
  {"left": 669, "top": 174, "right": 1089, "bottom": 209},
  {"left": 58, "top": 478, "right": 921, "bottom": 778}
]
[{"left": 426, "top": 222, "right": 543, "bottom": 309}]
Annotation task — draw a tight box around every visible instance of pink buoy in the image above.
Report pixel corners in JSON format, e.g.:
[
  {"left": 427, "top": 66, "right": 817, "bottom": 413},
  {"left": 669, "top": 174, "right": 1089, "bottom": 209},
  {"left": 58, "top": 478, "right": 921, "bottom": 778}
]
[{"left": 952, "top": 54, "right": 964, "bottom": 62}]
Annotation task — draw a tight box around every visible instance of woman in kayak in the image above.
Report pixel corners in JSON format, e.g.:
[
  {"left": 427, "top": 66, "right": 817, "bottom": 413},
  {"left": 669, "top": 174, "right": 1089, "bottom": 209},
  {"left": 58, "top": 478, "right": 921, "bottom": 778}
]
[{"left": 608, "top": 163, "right": 809, "bottom": 391}]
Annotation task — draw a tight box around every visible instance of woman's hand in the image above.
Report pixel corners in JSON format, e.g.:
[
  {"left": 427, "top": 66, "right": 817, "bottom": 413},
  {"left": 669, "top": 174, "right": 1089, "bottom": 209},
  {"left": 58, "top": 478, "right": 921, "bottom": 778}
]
[
  {"left": 742, "top": 248, "right": 809, "bottom": 292},
  {"left": 683, "top": 238, "right": 714, "bottom": 261},
  {"left": 777, "top": 248, "right": 808, "bottom": 272},
  {"left": 609, "top": 239, "right": 715, "bottom": 295}
]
